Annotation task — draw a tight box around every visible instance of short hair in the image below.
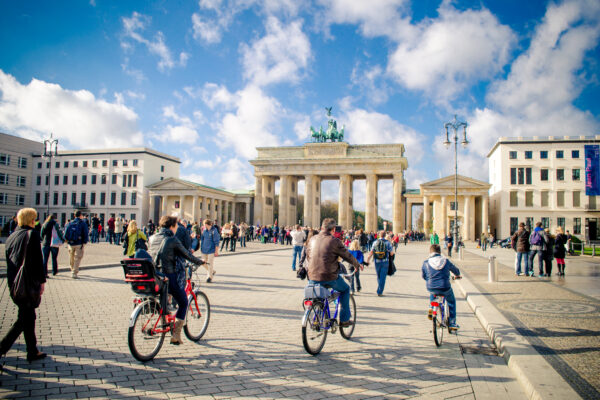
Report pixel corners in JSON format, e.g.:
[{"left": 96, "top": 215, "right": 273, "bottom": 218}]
[
  {"left": 204, "top": 219, "right": 212, "bottom": 226},
  {"left": 17, "top": 208, "right": 37, "bottom": 227},
  {"left": 378, "top": 230, "right": 386, "bottom": 238},
  {"left": 321, "top": 218, "right": 336, "bottom": 231},
  {"left": 75, "top": 210, "right": 82, "bottom": 217},
  {"left": 535, "top": 222, "right": 542, "bottom": 228},
  {"left": 159, "top": 216, "right": 178, "bottom": 228},
  {"left": 430, "top": 244, "right": 441, "bottom": 254},
  {"left": 519, "top": 222, "right": 525, "bottom": 228},
  {"left": 295, "top": 224, "right": 300, "bottom": 230}
]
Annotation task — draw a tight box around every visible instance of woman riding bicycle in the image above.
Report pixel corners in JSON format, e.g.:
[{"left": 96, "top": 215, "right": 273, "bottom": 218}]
[{"left": 148, "top": 216, "right": 205, "bottom": 345}]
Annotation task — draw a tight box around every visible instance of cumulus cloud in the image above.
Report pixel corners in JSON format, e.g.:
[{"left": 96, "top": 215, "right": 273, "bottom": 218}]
[
  {"left": 158, "top": 105, "right": 200, "bottom": 145},
  {"left": 0, "top": 70, "right": 143, "bottom": 148},
  {"left": 241, "top": 17, "right": 311, "bottom": 86},
  {"left": 122, "top": 12, "right": 188, "bottom": 72},
  {"left": 220, "top": 158, "right": 253, "bottom": 188}
]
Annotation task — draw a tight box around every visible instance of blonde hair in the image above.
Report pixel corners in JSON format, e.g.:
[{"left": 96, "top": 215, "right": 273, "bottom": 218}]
[
  {"left": 555, "top": 226, "right": 564, "bottom": 234},
  {"left": 127, "top": 220, "right": 138, "bottom": 235},
  {"left": 17, "top": 208, "right": 37, "bottom": 227},
  {"left": 349, "top": 239, "right": 360, "bottom": 251}
]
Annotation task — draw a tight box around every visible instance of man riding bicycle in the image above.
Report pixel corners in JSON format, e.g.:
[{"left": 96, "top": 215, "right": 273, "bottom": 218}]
[
  {"left": 305, "top": 218, "right": 362, "bottom": 328},
  {"left": 148, "top": 216, "right": 205, "bottom": 345},
  {"left": 421, "top": 244, "right": 461, "bottom": 330}
]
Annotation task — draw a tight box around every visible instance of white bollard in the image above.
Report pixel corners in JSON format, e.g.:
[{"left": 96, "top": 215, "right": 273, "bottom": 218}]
[{"left": 488, "top": 255, "right": 497, "bottom": 283}]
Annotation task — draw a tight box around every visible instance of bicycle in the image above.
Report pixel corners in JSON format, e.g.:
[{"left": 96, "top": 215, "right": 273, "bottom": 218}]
[
  {"left": 301, "top": 271, "right": 356, "bottom": 355},
  {"left": 430, "top": 275, "right": 461, "bottom": 347},
  {"left": 122, "top": 258, "right": 211, "bottom": 362}
]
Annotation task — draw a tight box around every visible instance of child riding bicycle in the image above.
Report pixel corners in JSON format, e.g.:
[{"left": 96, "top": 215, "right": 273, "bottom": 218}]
[{"left": 421, "top": 244, "right": 461, "bottom": 330}]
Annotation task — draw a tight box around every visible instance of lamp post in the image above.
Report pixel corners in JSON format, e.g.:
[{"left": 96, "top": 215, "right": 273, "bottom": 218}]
[
  {"left": 443, "top": 115, "right": 468, "bottom": 254},
  {"left": 43, "top": 133, "right": 58, "bottom": 219}
]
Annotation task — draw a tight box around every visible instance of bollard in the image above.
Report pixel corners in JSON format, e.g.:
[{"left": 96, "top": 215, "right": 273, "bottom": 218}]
[
  {"left": 459, "top": 247, "right": 464, "bottom": 260},
  {"left": 593, "top": 245, "right": 596, "bottom": 257},
  {"left": 488, "top": 255, "right": 497, "bottom": 283}
]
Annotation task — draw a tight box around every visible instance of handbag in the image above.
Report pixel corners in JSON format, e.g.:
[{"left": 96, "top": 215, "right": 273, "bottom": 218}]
[
  {"left": 135, "top": 232, "right": 148, "bottom": 251},
  {"left": 387, "top": 254, "right": 396, "bottom": 276},
  {"left": 50, "top": 225, "right": 63, "bottom": 247},
  {"left": 11, "top": 231, "right": 42, "bottom": 308}
]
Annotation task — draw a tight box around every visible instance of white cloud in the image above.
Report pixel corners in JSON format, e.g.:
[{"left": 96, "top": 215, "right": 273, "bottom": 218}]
[
  {"left": 121, "top": 12, "right": 187, "bottom": 72},
  {"left": 158, "top": 105, "right": 200, "bottom": 145},
  {"left": 220, "top": 158, "right": 253, "bottom": 188},
  {"left": 199, "top": 83, "right": 237, "bottom": 109},
  {"left": 121, "top": 58, "right": 146, "bottom": 83},
  {"left": 350, "top": 64, "right": 389, "bottom": 105},
  {"left": 180, "top": 173, "right": 206, "bottom": 184},
  {"left": 126, "top": 90, "right": 146, "bottom": 100},
  {"left": 241, "top": 17, "right": 311, "bottom": 86},
  {"left": 0, "top": 70, "right": 143, "bottom": 148}
]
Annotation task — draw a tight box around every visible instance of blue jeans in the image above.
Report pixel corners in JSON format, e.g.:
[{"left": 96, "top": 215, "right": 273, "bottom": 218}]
[
  {"left": 42, "top": 246, "right": 59, "bottom": 275},
  {"left": 115, "top": 232, "right": 122, "bottom": 245},
  {"left": 165, "top": 272, "right": 188, "bottom": 320},
  {"left": 292, "top": 245, "right": 303, "bottom": 270},
  {"left": 515, "top": 251, "right": 529, "bottom": 275},
  {"left": 240, "top": 236, "right": 246, "bottom": 247},
  {"left": 309, "top": 276, "right": 351, "bottom": 322},
  {"left": 107, "top": 230, "right": 115, "bottom": 244},
  {"left": 429, "top": 287, "right": 457, "bottom": 325},
  {"left": 90, "top": 229, "right": 98, "bottom": 243},
  {"left": 374, "top": 261, "right": 388, "bottom": 295},
  {"left": 529, "top": 249, "right": 543, "bottom": 275}
]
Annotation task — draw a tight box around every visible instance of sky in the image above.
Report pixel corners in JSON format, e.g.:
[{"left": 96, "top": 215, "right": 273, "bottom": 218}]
[{"left": 1, "top": 0, "right": 599, "bottom": 221}]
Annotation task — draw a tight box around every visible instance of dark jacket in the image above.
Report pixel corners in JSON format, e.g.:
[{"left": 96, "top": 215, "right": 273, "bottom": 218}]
[
  {"left": 5, "top": 226, "right": 46, "bottom": 297},
  {"left": 511, "top": 228, "right": 530, "bottom": 252},
  {"left": 306, "top": 231, "right": 361, "bottom": 282},
  {"left": 554, "top": 233, "right": 567, "bottom": 259},
  {"left": 421, "top": 253, "right": 460, "bottom": 291},
  {"left": 65, "top": 218, "right": 89, "bottom": 245},
  {"left": 175, "top": 223, "right": 191, "bottom": 251},
  {"left": 148, "top": 228, "right": 203, "bottom": 274},
  {"left": 40, "top": 219, "right": 64, "bottom": 247}
]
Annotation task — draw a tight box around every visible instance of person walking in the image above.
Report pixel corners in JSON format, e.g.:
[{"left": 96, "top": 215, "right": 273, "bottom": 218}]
[
  {"left": 40, "top": 215, "right": 64, "bottom": 277},
  {"left": 511, "top": 222, "right": 530, "bottom": 276},
  {"left": 230, "top": 222, "right": 239, "bottom": 252},
  {"left": 1, "top": 208, "right": 47, "bottom": 363},
  {"left": 480, "top": 232, "right": 487, "bottom": 251},
  {"left": 220, "top": 223, "right": 231, "bottom": 252},
  {"left": 291, "top": 225, "right": 305, "bottom": 271},
  {"left": 122, "top": 220, "right": 147, "bottom": 258},
  {"left": 200, "top": 219, "right": 220, "bottom": 283},
  {"left": 554, "top": 226, "right": 567, "bottom": 276},
  {"left": 107, "top": 216, "right": 115, "bottom": 244},
  {"left": 366, "top": 231, "right": 394, "bottom": 296},
  {"left": 528, "top": 222, "right": 545, "bottom": 277},
  {"left": 114, "top": 217, "right": 124, "bottom": 245},
  {"left": 542, "top": 228, "right": 554, "bottom": 277},
  {"left": 430, "top": 231, "right": 439, "bottom": 245},
  {"left": 90, "top": 214, "right": 100, "bottom": 243},
  {"left": 64, "top": 210, "right": 89, "bottom": 279},
  {"left": 446, "top": 234, "right": 454, "bottom": 257},
  {"left": 347, "top": 239, "right": 366, "bottom": 293}
]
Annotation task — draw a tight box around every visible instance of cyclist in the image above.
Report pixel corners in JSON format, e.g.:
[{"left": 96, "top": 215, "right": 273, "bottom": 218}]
[
  {"left": 305, "top": 218, "right": 361, "bottom": 328},
  {"left": 148, "top": 216, "right": 205, "bottom": 345},
  {"left": 421, "top": 244, "right": 461, "bottom": 331}
]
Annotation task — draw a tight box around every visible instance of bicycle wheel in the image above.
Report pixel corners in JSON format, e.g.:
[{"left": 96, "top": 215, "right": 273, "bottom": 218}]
[
  {"left": 339, "top": 294, "right": 356, "bottom": 339},
  {"left": 433, "top": 306, "right": 444, "bottom": 347},
  {"left": 184, "top": 290, "right": 210, "bottom": 341},
  {"left": 302, "top": 302, "right": 327, "bottom": 355},
  {"left": 128, "top": 299, "right": 166, "bottom": 362}
]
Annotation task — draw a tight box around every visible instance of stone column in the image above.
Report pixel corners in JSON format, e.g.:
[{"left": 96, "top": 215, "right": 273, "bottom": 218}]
[
  {"left": 365, "top": 174, "right": 378, "bottom": 232},
  {"left": 149, "top": 195, "right": 155, "bottom": 224},
  {"left": 304, "top": 175, "right": 314, "bottom": 227},
  {"left": 392, "top": 173, "right": 403, "bottom": 234},
  {"left": 347, "top": 177, "right": 354, "bottom": 230},
  {"left": 463, "top": 195, "right": 471, "bottom": 240},
  {"left": 278, "top": 175, "right": 290, "bottom": 227},
  {"left": 406, "top": 201, "right": 412, "bottom": 230},
  {"left": 441, "top": 195, "right": 448, "bottom": 235},
  {"left": 338, "top": 174, "right": 350, "bottom": 229},
  {"left": 482, "top": 195, "right": 489, "bottom": 234},
  {"left": 245, "top": 200, "right": 251, "bottom": 224},
  {"left": 423, "top": 195, "right": 430, "bottom": 235},
  {"left": 262, "top": 176, "right": 274, "bottom": 225},
  {"left": 198, "top": 196, "right": 205, "bottom": 222},
  {"left": 311, "top": 177, "right": 322, "bottom": 228},
  {"left": 161, "top": 195, "right": 168, "bottom": 217},
  {"left": 254, "top": 176, "right": 263, "bottom": 225},
  {"left": 288, "top": 177, "right": 298, "bottom": 226}
]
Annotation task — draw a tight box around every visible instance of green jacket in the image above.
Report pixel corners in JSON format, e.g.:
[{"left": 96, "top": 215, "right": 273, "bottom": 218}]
[{"left": 430, "top": 234, "right": 439, "bottom": 245}]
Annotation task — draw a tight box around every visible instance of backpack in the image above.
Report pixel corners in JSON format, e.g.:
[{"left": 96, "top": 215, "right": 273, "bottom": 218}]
[
  {"left": 64, "top": 221, "right": 81, "bottom": 243},
  {"left": 530, "top": 230, "right": 542, "bottom": 246},
  {"left": 373, "top": 240, "right": 388, "bottom": 260}
]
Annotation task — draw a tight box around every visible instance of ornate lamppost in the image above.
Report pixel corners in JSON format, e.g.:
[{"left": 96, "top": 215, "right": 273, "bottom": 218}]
[
  {"left": 443, "top": 115, "right": 468, "bottom": 254},
  {"left": 43, "top": 133, "right": 58, "bottom": 218}
]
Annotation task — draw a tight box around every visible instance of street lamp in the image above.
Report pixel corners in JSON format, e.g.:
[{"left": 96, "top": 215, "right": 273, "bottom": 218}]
[
  {"left": 443, "top": 115, "right": 468, "bottom": 254},
  {"left": 43, "top": 133, "right": 58, "bottom": 219}
]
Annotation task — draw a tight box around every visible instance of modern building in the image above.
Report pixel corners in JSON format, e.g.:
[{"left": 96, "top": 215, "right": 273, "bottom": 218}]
[
  {"left": 31, "top": 147, "right": 180, "bottom": 227},
  {"left": 0, "top": 132, "right": 41, "bottom": 229},
  {"left": 488, "top": 135, "right": 600, "bottom": 241}
]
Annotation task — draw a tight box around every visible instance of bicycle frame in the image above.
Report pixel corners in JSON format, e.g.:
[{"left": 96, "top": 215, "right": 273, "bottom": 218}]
[
  {"left": 303, "top": 292, "right": 341, "bottom": 331},
  {"left": 430, "top": 295, "right": 447, "bottom": 327}
]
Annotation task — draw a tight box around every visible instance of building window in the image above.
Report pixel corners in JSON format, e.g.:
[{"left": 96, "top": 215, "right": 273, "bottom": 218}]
[
  {"left": 55, "top": 161, "right": 60, "bottom": 168},
  {"left": 111, "top": 174, "right": 117, "bottom": 184},
  {"left": 525, "top": 191, "right": 533, "bottom": 207},
  {"left": 131, "top": 192, "right": 136, "bottom": 206},
  {"left": 45, "top": 175, "right": 49, "bottom": 185},
  {"left": 37, "top": 162, "right": 42, "bottom": 169},
  {"left": 122, "top": 175, "right": 126, "bottom": 187},
  {"left": 72, "top": 175, "right": 77, "bottom": 185},
  {"left": 100, "top": 192, "right": 106, "bottom": 205},
  {"left": 80, "top": 192, "right": 86, "bottom": 206},
  {"left": 92, "top": 160, "right": 97, "bottom": 168},
  {"left": 0, "top": 193, "right": 7, "bottom": 205},
  {"left": 509, "top": 151, "right": 517, "bottom": 159},
  {"left": 16, "top": 194, "right": 25, "bottom": 206},
  {"left": 73, "top": 161, "right": 78, "bottom": 168},
  {"left": 64, "top": 161, "right": 69, "bottom": 168},
  {"left": 541, "top": 217, "right": 549, "bottom": 229},
  {"left": 556, "top": 150, "right": 564, "bottom": 159},
  {"left": 557, "top": 191, "right": 565, "bottom": 207},
  {"left": 526, "top": 217, "right": 534, "bottom": 230},
  {"left": 82, "top": 175, "right": 87, "bottom": 185},
  {"left": 62, "top": 192, "right": 67, "bottom": 205},
  {"left": 16, "top": 176, "right": 26, "bottom": 187},
  {"left": 175, "top": 201, "right": 180, "bottom": 209},
  {"left": 510, "top": 191, "right": 518, "bottom": 207},
  {"left": 510, "top": 168, "right": 516, "bottom": 184},
  {"left": 63, "top": 175, "right": 68, "bottom": 185},
  {"left": 46, "top": 162, "right": 49, "bottom": 169},
  {"left": 572, "top": 191, "right": 580, "bottom": 207},
  {"left": 91, "top": 174, "right": 97, "bottom": 184},
  {"left": 540, "top": 151, "right": 548, "bottom": 159},
  {"left": 90, "top": 192, "right": 96, "bottom": 205},
  {"left": 53, "top": 192, "right": 58, "bottom": 205},
  {"left": 572, "top": 150, "right": 579, "bottom": 159},
  {"left": 35, "top": 192, "right": 40, "bottom": 205},
  {"left": 0, "top": 153, "right": 9, "bottom": 165},
  {"left": 557, "top": 169, "right": 564, "bottom": 181},
  {"left": 101, "top": 174, "right": 107, "bottom": 185},
  {"left": 510, "top": 217, "right": 518, "bottom": 235},
  {"left": 572, "top": 169, "right": 580, "bottom": 181},
  {"left": 54, "top": 175, "right": 59, "bottom": 185},
  {"left": 0, "top": 173, "right": 8, "bottom": 185},
  {"left": 102, "top": 160, "right": 108, "bottom": 167},
  {"left": 450, "top": 201, "right": 458, "bottom": 211},
  {"left": 18, "top": 157, "right": 27, "bottom": 168},
  {"left": 36, "top": 176, "right": 42, "bottom": 186},
  {"left": 83, "top": 161, "right": 88, "bottom": 167},
  {"left": 121, "top": 192, "right": 126, "bottom": 205},
  {"left": 590, "top": 196, "right": 597, "bottom": 210},
  {"left": 574, "top": 218, "right": 581, "bottom": 234},
  {"left": 71, "top": 192, "right": 77, "bottom": 205},
  {"left": 540, "top": 169, "right": 548, "bottom": 181},
  {"left": 130, "top": 213, "right": 136, "bottom": 221},
  {"left": 133, "top": 175, "right": 137, "bottom": 187},
  {"left": 557, "top": 217, "right": 565, "bottom": 231},
  {"left": 161, "top": 165, "right": 165, "bottom": 172},
  {"left": 127, "top": 174, "right": 132, "bottom": 187},
  {"left": 133, "top": 159, "right": 138, "bottom": 167},
  {"left": 112, "top": 160, "right": 118, "bottom": 167},
  {"left": 524, "top": 151, "right": 532, "bottom": 159},
  {"left": 110, "top": 192, "right": 116, "bottom": 205},
  {"left": 525, "top": 168, "right": 532, "bottom": 184},
  {"left": 123, "top": 160, "right": 128, "bottom": 166}
]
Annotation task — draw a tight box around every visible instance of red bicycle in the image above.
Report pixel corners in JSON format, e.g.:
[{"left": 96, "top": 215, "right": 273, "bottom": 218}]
[{"left": 122, "top": 259, "right": 210, "bottom": 361}]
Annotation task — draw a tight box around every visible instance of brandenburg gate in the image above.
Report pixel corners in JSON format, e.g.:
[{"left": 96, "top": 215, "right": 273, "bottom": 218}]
[{"left": 249, "top": 142, "right": 408, "bottom": 232}]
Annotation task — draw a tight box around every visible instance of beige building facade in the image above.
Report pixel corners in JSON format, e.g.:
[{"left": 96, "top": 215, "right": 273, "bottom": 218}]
[{"left": 250, "top": 142, "right": 408, "bottom": 232}]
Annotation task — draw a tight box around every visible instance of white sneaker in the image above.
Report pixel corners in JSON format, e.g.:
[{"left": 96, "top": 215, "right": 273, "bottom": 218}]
[{"left": 71, "top": 273, "right": 78, "bottom": 279}]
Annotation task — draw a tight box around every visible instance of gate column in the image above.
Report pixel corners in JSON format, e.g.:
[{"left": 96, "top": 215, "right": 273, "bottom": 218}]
[{"left": 365, "top": 174, "right": 378, "bottom": 232}]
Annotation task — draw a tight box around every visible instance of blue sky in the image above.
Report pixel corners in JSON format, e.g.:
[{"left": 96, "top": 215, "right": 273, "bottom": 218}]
[{"left": 1, "top": 0, "right": 599, "bottom": 219}]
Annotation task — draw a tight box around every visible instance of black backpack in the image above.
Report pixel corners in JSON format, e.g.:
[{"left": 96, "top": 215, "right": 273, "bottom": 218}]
[{"left": 373, "top": 240, "right": 388, "bottom": 260}]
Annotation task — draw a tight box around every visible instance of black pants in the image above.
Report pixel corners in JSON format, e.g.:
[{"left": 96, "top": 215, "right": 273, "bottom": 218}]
[
  {"left": 0, "top": 305, "right": 38, "bottom": 356},
  {"left": 543, "top": 255, "right": 553, "bottom": 276},
  {"left": 230, "top": 237, "right": 237, "bottom": 251},
  {"left": 220, "top": 237, "right": 230, "bottom": 251}
]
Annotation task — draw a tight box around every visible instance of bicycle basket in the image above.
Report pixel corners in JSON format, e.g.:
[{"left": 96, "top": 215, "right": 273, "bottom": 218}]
[
  {"left": 121, "top": 258, "right": 162, "bottom": 295},
  {"left": 304, "top": 283, "right": 331, "bottom": 299}
]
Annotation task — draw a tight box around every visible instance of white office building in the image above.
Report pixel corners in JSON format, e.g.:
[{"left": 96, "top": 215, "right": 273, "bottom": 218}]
[{"left": 488, "top": 135, "right": 600, "bottom": 241}]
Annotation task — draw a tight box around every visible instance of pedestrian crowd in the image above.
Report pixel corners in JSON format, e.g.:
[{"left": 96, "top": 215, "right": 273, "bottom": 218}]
[{"left": 511, "top": 221, "right": 569, "bottom": 277}]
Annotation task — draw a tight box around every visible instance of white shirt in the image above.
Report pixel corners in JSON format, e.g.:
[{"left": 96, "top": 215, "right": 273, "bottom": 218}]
[{"left": 291, "top": 230, "right": 305, "bottom": 246}]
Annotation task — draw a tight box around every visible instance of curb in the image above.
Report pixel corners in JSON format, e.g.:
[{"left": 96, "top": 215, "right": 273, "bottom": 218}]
[{"left": 455, "top": 274, "right": 583, "bottom": 400}]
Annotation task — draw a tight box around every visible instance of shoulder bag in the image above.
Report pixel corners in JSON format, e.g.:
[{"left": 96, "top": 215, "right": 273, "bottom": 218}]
[
  {"left": 11, "top": 231, "right": 42, "bottom": 308},
  {"left": 387, "top": 253, "right": 397, "bottom": 276}
]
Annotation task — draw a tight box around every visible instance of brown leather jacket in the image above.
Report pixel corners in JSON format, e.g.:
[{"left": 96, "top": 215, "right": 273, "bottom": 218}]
[{"left": 306, "top": 231, "right": 361, "bottom": 282}]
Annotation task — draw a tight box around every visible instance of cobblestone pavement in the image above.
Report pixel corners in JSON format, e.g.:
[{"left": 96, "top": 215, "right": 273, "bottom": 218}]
[
  {"left": 0, "top": 243, "right": 525, "bottom": 399},
  {"left": 456, "top": 245, "right": 600, "bottom": 400}
]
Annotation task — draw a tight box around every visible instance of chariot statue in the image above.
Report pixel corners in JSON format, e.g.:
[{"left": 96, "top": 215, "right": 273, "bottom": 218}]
[{"left": 310, "top": 106, "right": 344, "bottom": 143}]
